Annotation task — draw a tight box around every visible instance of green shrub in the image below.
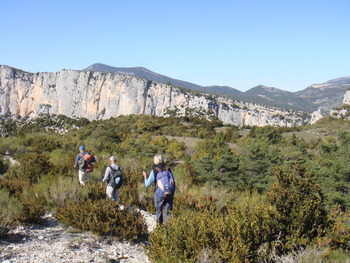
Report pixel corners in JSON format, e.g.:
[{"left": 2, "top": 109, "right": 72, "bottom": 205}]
[
  {"left": 16, "top": 153, "right": 51, "bottom": 184},
  {"left": 0, "top": 177, "right": 30, "bottom": 197},
  {"left": 18, "top": 187, "right": 46, "bottom": 224},
  {"left": 267, "top": 164, "right": 328, "bottom": 250},
  {"left": 217, "top": 201, "right": 280, "bottom": 262},
  {"left": 324, "top": 207, "right": 350, "bottom": 250},
  {"left": 0, "top": 189, "right": 22, "bottom": 234},
  {"left": 148, "top": 195, "right": 280, "bottom": 262},
  {"left": 19, "top": 198, "right": 45, "bottom": 224},
  {"left": 117, "top": 158, "right": 151, "bottom": 209},
  {"left": 148, "top": 209, "right": 216, "bottom": 263},
  {"left": 49, "top": 149, "right": 76, "bottom": 176},
  {"left": 56, "top": 199, "right": 147, "bottom": 241},
  {"left": 33, "top": 176, "right": 89, "bottom": 208}
]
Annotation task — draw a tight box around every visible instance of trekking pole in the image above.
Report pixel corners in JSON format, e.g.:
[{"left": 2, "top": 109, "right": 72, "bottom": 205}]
[{"left": 143, "top": 169, "right": 148, "bottom": 195}]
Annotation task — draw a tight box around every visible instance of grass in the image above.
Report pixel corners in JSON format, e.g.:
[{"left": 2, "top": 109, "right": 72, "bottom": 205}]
[
  {"left": 282, "top": 130, "right": 326, "bottom": 144},
  {"left": 164, "top": 135, "right": 202, "bottom": 150},
  {"left": 274, "top": 246, "right": 350, "bottom": 263}
]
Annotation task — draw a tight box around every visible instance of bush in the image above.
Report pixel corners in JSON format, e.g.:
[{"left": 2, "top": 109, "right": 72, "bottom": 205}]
[
  {"left": 324, "top": 207, "right": 350, "bottom": 250},
  {"left": 33, "top": 176, "right": 90, "bottom": 209},
  {"left": 0, "top": 177, "right": 30, "bottom": 197},
  {"left": 16, "top": 153, "right": 51, "bottom": 184},
  {"left": 266, "top": 164, "right": 328, "bottom": 250},
  {"left": 56, "top": 199, "right": 147, "bottom": 241},
  {"left": 0, "top": 189, "right": 22, "bottom": 234},
  {"left": 19, "top": 198, "right": 45, "bottom": 224},
  {"left": 148, "top": 195, "right": 280, "bottom": 262}
]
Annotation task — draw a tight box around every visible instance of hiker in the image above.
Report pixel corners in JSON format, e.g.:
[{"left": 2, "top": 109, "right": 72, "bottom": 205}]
[
  {"left": 142, "top": 154, "right": 175, "bottom": 224},
  {"left": 101, "top": 156, "right": 123, "bottom": 202},
  {"left": 74, "top": 145, "right": 96, "bottom": 185}
]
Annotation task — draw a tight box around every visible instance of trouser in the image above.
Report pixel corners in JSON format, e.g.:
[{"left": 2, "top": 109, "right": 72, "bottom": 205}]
[
  {"left": 154, "top": 194, "right": 174, "bottom": 224},
  {"left": 78, "top": 170, "right": 90, "bottom": 185},
  {"left": 106, "top": 185, "right": 119, "bottom": 202}
]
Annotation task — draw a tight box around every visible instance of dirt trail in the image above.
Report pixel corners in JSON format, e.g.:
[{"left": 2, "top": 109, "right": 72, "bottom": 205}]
[{"left": 0, "top": 211, "right": 156, "bottom": 263}]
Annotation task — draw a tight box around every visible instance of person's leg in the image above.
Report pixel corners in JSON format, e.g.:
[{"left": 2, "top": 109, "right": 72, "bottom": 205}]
[
  {"left": 154, "top": 194, "right": 164, "bottom": 224},
  {"left": 78, "top": 170, "right": 85, "bottom": 185},
  {"left": 163, "top": 196, "right": 174, "bottom": 224},
  {"left": 83, "top": 171, "right": 90, "bottom": 182},
  {"left": 112, "top": 188, "right": 119, "bottom": 202},
  {"left": 106, "top": 185, "right": 113, "bottom": 200}
]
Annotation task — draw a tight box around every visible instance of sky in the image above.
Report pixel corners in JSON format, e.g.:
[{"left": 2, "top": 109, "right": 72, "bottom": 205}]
[{"left": 1, "top": 0, "right": 349, "bottom": 92}]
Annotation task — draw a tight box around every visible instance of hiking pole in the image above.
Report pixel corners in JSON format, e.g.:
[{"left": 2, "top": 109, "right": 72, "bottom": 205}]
[{"left": 142, "top": 169, "right": 148, "bottom": 195}]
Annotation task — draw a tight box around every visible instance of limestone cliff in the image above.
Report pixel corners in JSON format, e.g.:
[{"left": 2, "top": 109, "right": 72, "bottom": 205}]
[
  {"left": 327, "top": 90, "right": 350, "bottom": 121},
  {"left": 343, "top": 90, "right": 350, "bottom": 105},
  {"left": 0, "top": 65, "right": 310, "bottom": 127}
]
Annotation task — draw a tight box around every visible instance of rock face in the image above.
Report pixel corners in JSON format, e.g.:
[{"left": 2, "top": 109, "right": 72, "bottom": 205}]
[
  {"left": 0, "top": 65, "right": 309, "bottom": 127},
  {"left": 84, "top": 63, "right": 350, "bottom": 113},
  {"left": 343, "top": 90, "right": 350, "bottom": 105},
  {"left": 296, "top": 82, "right": 350, "bottom": 113},
  {"left": 325, "top": 90, "right": 350, "bottom": 121},
  {"left": 311, "top": 109, "right": 325, "bottom": 125}
]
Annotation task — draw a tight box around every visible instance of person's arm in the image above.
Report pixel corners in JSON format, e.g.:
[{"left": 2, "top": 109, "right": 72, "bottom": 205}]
[
  {"left": 144, "top": 170, "right": 155, "bottom": 188},
  {"left": 74, "top": 154, "right": 80, "bottom": 168},
  {"left": 102, "top": 167, "right": 110, "bottom": 182}
]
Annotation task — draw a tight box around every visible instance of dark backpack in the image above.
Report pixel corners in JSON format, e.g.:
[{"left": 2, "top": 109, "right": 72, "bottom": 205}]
[
  {"left": 155, "top": 167, "right": 175, "bottom": 199},
  {"left": 109, "top": 166, "right": 123, "bottom": 189},
  {"left": 78, "top": 153, "right": 94, "bottom": 172}
]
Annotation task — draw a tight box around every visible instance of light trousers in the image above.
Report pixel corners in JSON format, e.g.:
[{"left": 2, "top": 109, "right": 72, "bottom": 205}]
[
  {"left": 78, "top": 170, "right": 90, "bottom": 185},
  {"left": 106, "top": 185, "right": 119, "bottom": 202}
]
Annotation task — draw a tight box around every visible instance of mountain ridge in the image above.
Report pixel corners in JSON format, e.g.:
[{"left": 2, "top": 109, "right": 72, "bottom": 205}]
[
  {"left": 83, "top": 63, "right": 350, "bottom": 113},
  {"left": 0, "top": 65, "right": 309, "bottom": 127}
]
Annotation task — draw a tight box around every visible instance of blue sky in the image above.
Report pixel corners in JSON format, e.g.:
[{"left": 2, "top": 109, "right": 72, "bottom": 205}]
[{"left": 1, "top": 0, "right": 349, "bottom": 92}]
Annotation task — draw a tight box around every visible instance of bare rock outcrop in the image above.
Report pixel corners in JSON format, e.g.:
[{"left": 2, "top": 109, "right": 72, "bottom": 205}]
[
  {"left": 310, "top": 109, "right": 325, "bottom": 125},
  {"left": 343, "top": 90, "right": 350, "bottom": 105},
  {"left": 0, "top": 65, "right": 310, "bottom": 127}
]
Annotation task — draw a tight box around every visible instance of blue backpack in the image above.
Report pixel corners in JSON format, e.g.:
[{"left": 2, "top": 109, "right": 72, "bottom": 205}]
[{"left": 155, "top": 167, "right": 175, "bottom": 199}]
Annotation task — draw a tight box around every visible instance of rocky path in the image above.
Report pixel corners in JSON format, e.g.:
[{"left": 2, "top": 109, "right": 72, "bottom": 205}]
[{"left": 0, "top": 211, "right": 157, "bottom": 263}]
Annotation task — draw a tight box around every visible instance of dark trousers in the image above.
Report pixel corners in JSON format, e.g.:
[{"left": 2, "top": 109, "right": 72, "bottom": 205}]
[{"left": 154, "top": 194, "right": 174, "bottom": 224}]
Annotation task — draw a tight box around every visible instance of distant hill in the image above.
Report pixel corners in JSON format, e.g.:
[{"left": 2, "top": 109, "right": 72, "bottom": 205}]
[
  {"left": 83, "top": 63, "right": 350, "bottom": 113},
  {"left": 83, "top": 63, "right": 242, "bottom": 95},
  {"left": 239, "top": 85, "right": 313, "bottom": 112}
]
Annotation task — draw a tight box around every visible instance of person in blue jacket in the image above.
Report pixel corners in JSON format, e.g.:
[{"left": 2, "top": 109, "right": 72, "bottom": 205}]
[
  {"left": 74, "top": 145, "right": 96, "bottom": 185},
  {"left": 142, "top": 154, "right": 175, "bottom": 224}
]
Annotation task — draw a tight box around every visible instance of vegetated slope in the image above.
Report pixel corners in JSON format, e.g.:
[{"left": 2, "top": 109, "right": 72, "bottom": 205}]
[
  {"left": 240, "top": 85, "right": 313, "bottom": 112},
  {"left": 84, "top": 63, "right": 350, "bottom": 113},
  {"left": 0, "top": 114, "right": 350, "bottom": 262}
]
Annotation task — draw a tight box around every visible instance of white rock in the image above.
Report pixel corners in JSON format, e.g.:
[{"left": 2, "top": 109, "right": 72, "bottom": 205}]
[
  {"left": 0, "top": 65, "right": 310, "bottom": 127},
  {"left": 343, "top": 90, "right": 350, "bottom": 105},
  {"left": 311, "top": 109, "right": 324, "bottom": 124}
]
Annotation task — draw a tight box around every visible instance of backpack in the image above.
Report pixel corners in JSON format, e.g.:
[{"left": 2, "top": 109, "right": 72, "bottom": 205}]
[
  {"left": 78, "top": 153, "right": 94, "bottom": 172},
  {"left": 155, "top": 167, "right": 175, "bottom": 199},
  {"left": 109, "top": 166, "right": 123, "bottom": 189}
]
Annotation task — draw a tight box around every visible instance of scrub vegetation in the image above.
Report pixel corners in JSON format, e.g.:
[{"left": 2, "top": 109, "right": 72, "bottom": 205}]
[{"left": 0, "top": 114, "right": 349, "bottom": 261}]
